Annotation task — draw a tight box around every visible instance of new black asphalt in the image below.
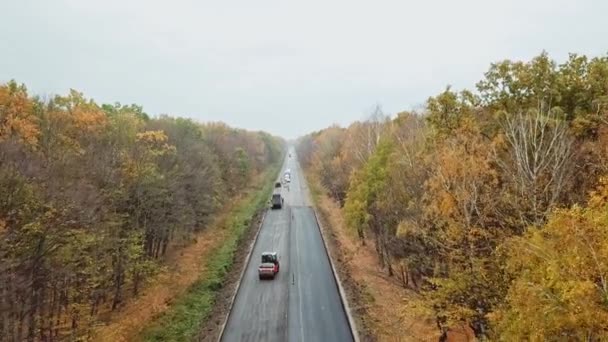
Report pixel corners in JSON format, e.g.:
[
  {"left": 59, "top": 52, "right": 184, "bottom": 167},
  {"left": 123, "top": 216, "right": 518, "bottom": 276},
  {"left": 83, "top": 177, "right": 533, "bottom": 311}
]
[{"left": 220, "top": 152, "right": 353, "bottom": 342}]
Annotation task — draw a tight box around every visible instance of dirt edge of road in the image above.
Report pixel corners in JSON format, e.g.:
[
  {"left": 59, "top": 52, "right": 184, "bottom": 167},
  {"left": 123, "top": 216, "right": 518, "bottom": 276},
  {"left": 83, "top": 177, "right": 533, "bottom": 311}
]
[
  {"left": 307, "top": 174, "right": 441, "bottom": 342},
  {"left": 307, "top": 180, "right": 376, "bottom": 341},
  {"left": 198, "top": 208, "right": 267, "bottom": 341},
  {"left": 313, "top": 209, "right": 361, "bottom": 342}
]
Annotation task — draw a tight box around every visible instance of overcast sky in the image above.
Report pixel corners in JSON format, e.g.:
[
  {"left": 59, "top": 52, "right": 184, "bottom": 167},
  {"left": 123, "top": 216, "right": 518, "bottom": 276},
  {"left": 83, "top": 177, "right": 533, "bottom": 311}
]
[{"left": 1, "top": 0, "right": 606, "bottom": 138}]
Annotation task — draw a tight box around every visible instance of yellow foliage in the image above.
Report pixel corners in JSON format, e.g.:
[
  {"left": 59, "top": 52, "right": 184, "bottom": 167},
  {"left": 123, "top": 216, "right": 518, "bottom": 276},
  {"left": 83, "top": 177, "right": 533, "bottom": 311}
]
[
  {"left": 496, "top": 197, "right": 608, "bottom": 340},
  {"left": 0, "top": 83, "right": 40, "bottom": 146},
  {"left": 136, "top": 130, "right": 169, "bottom": 144},
  {"left": 589, "top": 176, "right": 608, "bottom": 209},
  {"left": 45, "top": 92, "right": 108, "bottom": 155},
  {"left": 136, "top": 130, "right": 176, "bottom": 157},
  {"left": 425, "top": 120, "right": 499, "bottom": 244},
  {"left": 396, "top": 220, "right": 418, "bottom": 238}
]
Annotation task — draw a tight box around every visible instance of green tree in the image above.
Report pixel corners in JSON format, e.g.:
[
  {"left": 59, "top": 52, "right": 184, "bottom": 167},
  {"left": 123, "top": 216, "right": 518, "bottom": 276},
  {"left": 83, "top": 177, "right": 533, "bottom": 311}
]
[{"left": 344, "top": 139, "right": 393, "bottom": 257}]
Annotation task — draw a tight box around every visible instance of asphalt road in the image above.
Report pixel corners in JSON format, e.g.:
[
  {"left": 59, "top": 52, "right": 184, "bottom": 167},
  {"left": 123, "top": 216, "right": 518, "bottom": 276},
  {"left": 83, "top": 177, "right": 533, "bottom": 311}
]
[{"left": 220, "top": 151, "right": 353, "bottom": 342}]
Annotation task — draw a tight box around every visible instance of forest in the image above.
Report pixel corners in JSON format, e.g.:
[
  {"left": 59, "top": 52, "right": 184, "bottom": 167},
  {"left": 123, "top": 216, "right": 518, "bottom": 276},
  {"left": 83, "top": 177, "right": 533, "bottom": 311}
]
[
  {"left": 0, "top": 82, "right": 283, "bottom": 341},
  {"left": 297, "top": 52, "right": 608, "bottom": 340}
]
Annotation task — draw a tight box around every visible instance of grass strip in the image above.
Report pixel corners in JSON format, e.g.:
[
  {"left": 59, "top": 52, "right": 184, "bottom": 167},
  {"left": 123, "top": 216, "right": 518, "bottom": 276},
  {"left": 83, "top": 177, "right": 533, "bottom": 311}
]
[{"left": 140, "top": 164, "right": 280, "bottom": 341}]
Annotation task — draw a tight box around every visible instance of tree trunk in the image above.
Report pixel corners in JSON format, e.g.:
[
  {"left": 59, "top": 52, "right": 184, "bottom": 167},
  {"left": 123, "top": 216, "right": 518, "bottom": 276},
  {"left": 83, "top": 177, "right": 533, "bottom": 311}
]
[
  {"left": 133, "top": 272, "right": 141, "bottom": 296},
  {"left": 411, "top": 270, "right": 418, "bottom": 289},
  {"left": 111, "top": 249, "right": 124, "bottom": 311},
  {"left": 382, "top": 231, "right": 393, "bottom": 276},
  {"left": 374, "top": 233, "right": 384, "bottom": 268},
  {"left": 357, "top": 227, "right": 365, "bottom": 245},
  {"left": 400, "top": 264, "right": 408, "bottom": 288}
]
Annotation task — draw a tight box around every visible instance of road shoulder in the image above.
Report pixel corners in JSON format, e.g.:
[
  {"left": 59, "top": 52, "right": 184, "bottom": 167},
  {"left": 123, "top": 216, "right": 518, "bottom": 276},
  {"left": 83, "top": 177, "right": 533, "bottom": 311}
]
[
  {"left": 198, "top": 208, "right": 267, "bottom": 341},
  {"left": 307, "top": 174, "right": 440, "bottom": 341}
]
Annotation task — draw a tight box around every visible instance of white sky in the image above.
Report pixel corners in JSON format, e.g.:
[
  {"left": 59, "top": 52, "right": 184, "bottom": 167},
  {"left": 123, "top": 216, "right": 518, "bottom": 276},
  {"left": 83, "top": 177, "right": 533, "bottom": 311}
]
[{"left": 1, "top": 0, "right": 606, "bottom": 138}]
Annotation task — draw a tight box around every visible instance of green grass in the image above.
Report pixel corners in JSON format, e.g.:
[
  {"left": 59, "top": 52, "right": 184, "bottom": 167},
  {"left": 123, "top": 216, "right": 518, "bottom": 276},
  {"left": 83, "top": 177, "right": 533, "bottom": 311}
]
[
  {"left": 140, "top": 164, "right": 280, "bottom": 341},
  {"left": 308, "top": 177, "right": 322, "bottom": 203}
]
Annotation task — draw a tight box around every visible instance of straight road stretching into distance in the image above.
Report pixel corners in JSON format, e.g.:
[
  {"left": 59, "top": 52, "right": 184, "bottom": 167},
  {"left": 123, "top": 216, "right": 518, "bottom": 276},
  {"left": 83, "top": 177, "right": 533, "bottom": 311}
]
[{"left": 220, "top": 149, "right": 353, "bottom": 342}]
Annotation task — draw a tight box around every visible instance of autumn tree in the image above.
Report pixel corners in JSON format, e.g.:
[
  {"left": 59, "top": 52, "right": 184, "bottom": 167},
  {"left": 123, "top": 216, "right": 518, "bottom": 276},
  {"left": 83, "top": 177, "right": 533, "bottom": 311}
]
[
  {"left": 298, "top": 52, "right": 608, "bottom": 339},
  {"left": 0, "top": 81, "right": 283, "bottom": 340},
  {"left": 496, "top": 109, "right": 573, "bottom": 227},
  {"left": 344, "top": 138, "right": 393, "bottom": 254},
  {"left": 495, "top": 178, "right": 608, "bottom": 340},
  {"left": 342, "top": 105, "right": 389, "bottom": 167},
  {"left": 385, "top": 112, "right": 432, "bottom": 287},
  {"left": 0, "top": 81, "right": 40, "bottom": 146}
]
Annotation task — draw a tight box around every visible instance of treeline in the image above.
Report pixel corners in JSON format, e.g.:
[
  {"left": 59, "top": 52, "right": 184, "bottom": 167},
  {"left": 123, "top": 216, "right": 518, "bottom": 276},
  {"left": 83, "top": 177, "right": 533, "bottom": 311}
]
[
  {"left": 0, "top": 81, "right": 283, "bottom": 341},
  {"left": 297, "top": 52, "right": 608, "bottom": 340}
]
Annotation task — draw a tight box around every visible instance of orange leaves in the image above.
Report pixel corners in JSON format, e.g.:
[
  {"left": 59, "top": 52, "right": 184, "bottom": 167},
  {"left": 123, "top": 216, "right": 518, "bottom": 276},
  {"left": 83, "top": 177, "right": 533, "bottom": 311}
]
[
  {"left": 53, "top": 89, "right": 108, "bottom": 135},
  {"left": 71, "top": 106, "right": 107, "bottom": 134},
  {"left": 41, "top": 90, "right": 110, "bottom": 155},
  {"left": 0, "top": 82, "right": 40, "bottom": 146},
  {"left": 434, "top": 190, "right": 458, "bottom": 219},
  {"left": 425, "top": 121, "right": 498, "bottom": 227}
]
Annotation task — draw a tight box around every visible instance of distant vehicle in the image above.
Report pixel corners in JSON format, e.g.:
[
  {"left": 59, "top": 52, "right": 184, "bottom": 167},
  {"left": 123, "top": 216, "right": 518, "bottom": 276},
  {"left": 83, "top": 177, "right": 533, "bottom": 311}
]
[
  {"left": 284, "top": 175, "right": 290, "bottom": 183},
  {"left": 285, "top": 168, "right": 291, "bottom": 175},
  {"left": 258, "top": 252, "right": 279, "bottom": 279},
  {"left": 271, "top": 191, "right": 283, "bottom": 209},
  {"left": 274, "top": 181, "right": 282, "bottom": 188}
]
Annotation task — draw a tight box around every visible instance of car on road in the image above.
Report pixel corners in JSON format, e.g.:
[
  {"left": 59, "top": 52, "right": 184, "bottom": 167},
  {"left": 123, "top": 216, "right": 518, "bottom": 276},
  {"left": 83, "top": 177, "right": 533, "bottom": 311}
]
[
  {"left": 274, "top": 181, "right": 282, "bottom": 188},
  {"left": 271, "top": 191, "right": 283, "bottom": 209},
  {"left": 258, "top": 252, "right": 279, "bottom": 279},
  {"left": 284, "top": 174, "right": 291, "bottom": 183}
]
